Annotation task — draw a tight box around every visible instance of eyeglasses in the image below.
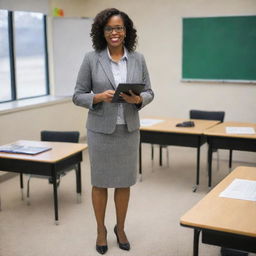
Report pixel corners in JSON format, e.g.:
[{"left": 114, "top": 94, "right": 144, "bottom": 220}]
[{"left": 104, "top": 26, "right": 125, "bottom": 34}]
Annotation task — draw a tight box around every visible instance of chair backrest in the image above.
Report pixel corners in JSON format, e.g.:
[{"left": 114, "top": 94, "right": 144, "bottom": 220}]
[
  {"left": 41, "top": 131, "right": 80, "bottom": 143},
  {"left": 189, "top": 110, "right": 225, "bottom": 122}
]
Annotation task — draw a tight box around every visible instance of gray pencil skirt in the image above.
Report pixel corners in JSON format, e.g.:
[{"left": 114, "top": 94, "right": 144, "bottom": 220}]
[{"left": 87, "top": 125, "right": 140, "bottom": 188}]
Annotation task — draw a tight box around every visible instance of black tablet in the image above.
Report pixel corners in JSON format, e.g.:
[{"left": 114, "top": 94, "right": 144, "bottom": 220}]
[{"left": 111, "top": 83, "right": 145, "bottom": 103}]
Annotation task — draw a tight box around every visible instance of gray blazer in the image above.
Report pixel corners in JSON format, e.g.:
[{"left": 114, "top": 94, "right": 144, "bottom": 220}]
[{"left": 73, "top": 48, "right": 154, "bottom": 134}]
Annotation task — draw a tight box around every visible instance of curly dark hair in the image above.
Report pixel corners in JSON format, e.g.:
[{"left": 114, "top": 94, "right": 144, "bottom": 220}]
[{"left": 90, "top": 8, "right": 137, "bottom": 52}]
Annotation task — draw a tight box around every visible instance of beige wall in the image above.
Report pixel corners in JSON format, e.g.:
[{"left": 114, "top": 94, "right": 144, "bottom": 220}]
[
  {"left": 0, "top": 0, "right": 87, "bottom": 148},
  {"left": 49, "top": 0, "right": 86, "bottom": 17},
  {"left": 50, "top": 0, "right": 256, "bottom": 162},
  {"left": 67, "top": 0, "right": 256, "bottom": 123},
  {"left": 0, "top": 0, "right": 49, "bottom": 13},
  {"left": 0, "top": 100, "right": 87, "bottom": 145},
  {"left": 1, "top": 0, "right": 256, "bottom": 163}
]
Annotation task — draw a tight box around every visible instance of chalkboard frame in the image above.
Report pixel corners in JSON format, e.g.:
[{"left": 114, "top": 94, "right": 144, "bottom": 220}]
[{"left": 182, "top": 15, "right": 256, "bottom": 84}]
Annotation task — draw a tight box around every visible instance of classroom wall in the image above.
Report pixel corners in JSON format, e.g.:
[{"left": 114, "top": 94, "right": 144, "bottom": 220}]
[
  {"left": 1, "top": 0, "right": 256, "bottom": 163},
  {"left": 0, "top": 100, "right": 86, "bottom": 145},
  {"left": 0, "top": 0, "right": 49, "bottom": 13},
  {"left": 51, "top": 0, "right": 256, "bottom": 162},
  {"left": 49, "top": 0, "right": 86, "bottom": 17},
  {"left": 62, "top": 0, "right": 256, "bottom": 123},
  {"left": 0, "top": 0, "right": 88, "bottom": 148}
]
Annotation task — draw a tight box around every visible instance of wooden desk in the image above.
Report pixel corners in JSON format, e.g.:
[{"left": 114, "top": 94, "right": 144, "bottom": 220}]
[
  {"left": 180, "top": 166, "right": 256, "bottom": 256},
  {"left": 0, "top": 140, "right": 87, "bottom": 224},
  {"left": 139, "top": 118, "right": 219, "bottom": 191},
  {"left": 204, "top": 122, "right": 256, "bottom": 187}
]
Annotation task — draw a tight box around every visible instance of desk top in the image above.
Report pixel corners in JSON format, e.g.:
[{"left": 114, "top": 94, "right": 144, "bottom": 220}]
[
  {"left": 140, "top": 117, "right": 219, "bottom": 135},
  {"left": 180, "top": 166, "right": 256, "bottom": 237},
  {"left": 0, "top": 140, "right": 88, "bottom": 163},
  {"left": 204, "top": 121, "right": 256, "bottom": 139}
]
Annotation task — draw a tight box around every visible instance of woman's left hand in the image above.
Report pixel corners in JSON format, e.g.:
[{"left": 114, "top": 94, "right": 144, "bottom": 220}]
[{"left": 120, "top": 90, "right": 142, "bottom": 104}]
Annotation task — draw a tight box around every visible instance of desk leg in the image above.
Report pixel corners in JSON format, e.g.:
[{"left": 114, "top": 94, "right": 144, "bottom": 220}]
[
  {"left": 192, "top": 138, "right": 201, "bottom": 192},
  {"left": 196, "top": 144, "right": 200, "bottom": 186},
  {"left": 193, "top": 229, "right": 201, "bottom": 256},
  {"left": 208, "top": 143, "right": 213, "bottom": 188},
  {"left": 76, "top": 163, "right": 82, "bottom": 203},
  {"left": 20, "top": 173, "right": 24, "bottom": 200},
  {"left": 52, "top": 170, "right": 59, "bottom": 225},
  {"left": 159, "top": 145, "right": 163, "bottom": 166},
  {"left": 193, "top": 145, "right": 200, "bottom": 192},
  {"left": 229, "top": 149, "right": 233, "bottom": 170}
]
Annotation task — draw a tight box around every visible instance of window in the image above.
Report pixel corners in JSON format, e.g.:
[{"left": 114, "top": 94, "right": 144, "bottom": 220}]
[
  {"left": 0, "top": 10, "right": 49, "bottom": 103},
  {"left": 0, "top": 10, "right": 12, "bottom": 102}
]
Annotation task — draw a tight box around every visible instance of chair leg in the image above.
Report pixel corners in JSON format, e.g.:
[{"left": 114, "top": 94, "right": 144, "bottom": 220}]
[
  {"left": 151, "top": 144, "right": 154, "bottom": 169},
  {"left": 26, "top": 175, "right": 31, "bottom": 205},
  {"left": 20, "top": 173, "right": 24, "bottom": 201}
]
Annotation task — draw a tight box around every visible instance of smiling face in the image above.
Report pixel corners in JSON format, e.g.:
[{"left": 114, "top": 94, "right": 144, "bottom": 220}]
[{"left": 104, "top": 15, "right": 126, "bottom": 51}]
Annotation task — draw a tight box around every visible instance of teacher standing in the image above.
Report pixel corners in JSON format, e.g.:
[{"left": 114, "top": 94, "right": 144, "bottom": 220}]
[{"left": 73, "top": 8, "right": 154, "bottom": 254}]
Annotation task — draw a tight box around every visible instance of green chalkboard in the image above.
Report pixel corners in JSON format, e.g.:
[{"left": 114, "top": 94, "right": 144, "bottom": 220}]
[{"left": 182, "top": 16, "right": 256, "bottom": 82}]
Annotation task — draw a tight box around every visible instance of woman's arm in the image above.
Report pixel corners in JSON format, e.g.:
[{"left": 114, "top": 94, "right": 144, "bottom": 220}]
[
  {"left": 73, "top": 52, "right": 116, "bottom": 108},
  {"left": 93, "top": 90, "right": 115, "bottom": 104},
  {"left": 137, "top": 54, "right": 154, "bottom": 109},
  {"left": 120, "top": 53, "right": 154, "bottom": 107},
  {"left": 73, "top": 52, "right": 95, "bottom": 109}
]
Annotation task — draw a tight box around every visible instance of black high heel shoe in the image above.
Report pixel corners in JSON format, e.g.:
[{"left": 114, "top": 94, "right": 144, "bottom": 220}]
[
  {"left": 114, "top": 225, "right": 130, "bottom": 251},
  {"left": 96, "top": 244, "right": 108, "bottom": 255},
  {"left": 96, "top": 228, "right": 108, "bottom": 254}
]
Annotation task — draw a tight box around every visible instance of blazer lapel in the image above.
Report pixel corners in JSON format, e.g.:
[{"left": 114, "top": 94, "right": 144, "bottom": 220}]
[
  {"left": 99, "top": 49, "right": 116, "bottom": 89},
  {"left": 98, "top": 48, "right": 136, "bottom": 87}
]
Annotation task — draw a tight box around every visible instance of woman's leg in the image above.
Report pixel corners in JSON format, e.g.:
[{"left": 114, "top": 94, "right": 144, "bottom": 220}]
[
  {"left": 92, "top": 186, "right": 108, "bottom": 245},
  {"left": 114, "top": 187, "right": 130, "bottom": 243}
]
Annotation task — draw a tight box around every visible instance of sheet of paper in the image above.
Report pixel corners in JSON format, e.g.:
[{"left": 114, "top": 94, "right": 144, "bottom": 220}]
[
  {"left": 226, "top": 127, "right": 255, "bottom": 134},
  {"left": 219, "top": 178, "right": 256, "bottom": 201},
  {"left": 140, "top": 119, "right": 164, "bottom": 127}
]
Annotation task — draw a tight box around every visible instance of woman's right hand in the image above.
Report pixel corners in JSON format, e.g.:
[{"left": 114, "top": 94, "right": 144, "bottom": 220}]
[{"left": 93, "top": 90, "right": 115, "bottom": 103}]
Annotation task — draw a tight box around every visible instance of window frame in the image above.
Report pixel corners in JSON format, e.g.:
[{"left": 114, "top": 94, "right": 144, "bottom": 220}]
[{"left": 0, "top": 10, "right": 50, "bottom": 103}]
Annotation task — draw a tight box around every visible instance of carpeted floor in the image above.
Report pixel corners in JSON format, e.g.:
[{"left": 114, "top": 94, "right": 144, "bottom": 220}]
[{"left": 0, "top": 144, "right": 255, "bottom": 256}]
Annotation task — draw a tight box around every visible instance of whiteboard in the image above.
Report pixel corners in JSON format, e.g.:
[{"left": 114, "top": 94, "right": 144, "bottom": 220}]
[{"left": 52, "top": 17, "right": 93, "bottom": 96}]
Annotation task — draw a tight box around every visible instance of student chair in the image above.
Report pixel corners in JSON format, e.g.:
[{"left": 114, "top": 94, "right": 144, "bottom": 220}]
[
  {"left": 26, "top": 130, "right": 80, "bottom": 204},
  {"left": 189, "top": 110, "right": 225, "bottom": 122},
  {"left": 189, "top": 109, "right": 232, "bottom": 170}
]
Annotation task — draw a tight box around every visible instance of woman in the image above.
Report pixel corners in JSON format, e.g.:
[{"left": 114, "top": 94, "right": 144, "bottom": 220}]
[{"left": 73, "top": 8, "right": 154, "bottom": 254}]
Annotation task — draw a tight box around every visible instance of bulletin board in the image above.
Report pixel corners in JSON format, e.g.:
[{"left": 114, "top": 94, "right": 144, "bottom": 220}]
[{"left": 182, "top": 16, "right": 256, "bottom": 83}]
